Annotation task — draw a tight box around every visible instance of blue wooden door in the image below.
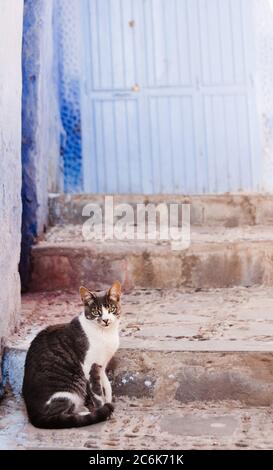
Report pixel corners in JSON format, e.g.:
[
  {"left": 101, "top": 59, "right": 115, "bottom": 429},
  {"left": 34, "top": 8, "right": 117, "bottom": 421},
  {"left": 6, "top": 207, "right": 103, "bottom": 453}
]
[{"left": 82, "top": 0, "right": 260, "bottom": 193}]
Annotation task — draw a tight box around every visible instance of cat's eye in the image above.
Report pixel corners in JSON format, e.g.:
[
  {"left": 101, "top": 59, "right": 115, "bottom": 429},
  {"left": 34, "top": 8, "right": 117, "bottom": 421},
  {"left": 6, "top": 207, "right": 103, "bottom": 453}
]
[
  {"left": 108, "top": 304, "right": 117, "bottom": 314},
  {"left": 91, "top": 308, "right": 101, "bottom": 317}
]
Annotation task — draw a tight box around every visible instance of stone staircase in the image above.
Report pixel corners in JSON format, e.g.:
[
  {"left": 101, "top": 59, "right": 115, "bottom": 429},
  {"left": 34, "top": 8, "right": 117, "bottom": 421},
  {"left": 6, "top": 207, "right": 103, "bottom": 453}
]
[
  {"left": 2, "top": 194, "right": 273, "bottom": 449},
  {"left": 30, "top": 194, "right": 273, "bottom": 291}
]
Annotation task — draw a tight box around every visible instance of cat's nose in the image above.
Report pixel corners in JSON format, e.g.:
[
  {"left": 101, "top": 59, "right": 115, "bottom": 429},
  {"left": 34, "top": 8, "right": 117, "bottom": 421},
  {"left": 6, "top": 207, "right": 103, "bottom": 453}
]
[{"left": 103, "top": 319, "right": 109, "bottom": 326}]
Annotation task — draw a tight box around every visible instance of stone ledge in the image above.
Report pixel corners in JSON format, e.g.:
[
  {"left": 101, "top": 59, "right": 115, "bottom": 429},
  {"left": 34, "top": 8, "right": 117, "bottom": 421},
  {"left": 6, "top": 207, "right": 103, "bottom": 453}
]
[
  {"left": 30, "top": 226, "right": 273, "bottom": 290},
  {"left": 4, "top": 287, "right": 273, "bottom": 405},
  {"left": 49, "top": 193, "right": 273, "bottom": 227}
]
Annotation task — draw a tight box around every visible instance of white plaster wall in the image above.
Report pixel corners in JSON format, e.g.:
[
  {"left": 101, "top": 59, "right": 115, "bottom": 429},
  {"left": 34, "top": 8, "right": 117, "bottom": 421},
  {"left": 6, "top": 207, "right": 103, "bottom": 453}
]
[
  {"left": 255, "top": 0, "right": 273, "bottom": 191},
  {"left": 57, "top": 0, "right": 83, "bottom": 82},
  {"left": 0, "top": 1, "right": 23, "bottom": 349}
]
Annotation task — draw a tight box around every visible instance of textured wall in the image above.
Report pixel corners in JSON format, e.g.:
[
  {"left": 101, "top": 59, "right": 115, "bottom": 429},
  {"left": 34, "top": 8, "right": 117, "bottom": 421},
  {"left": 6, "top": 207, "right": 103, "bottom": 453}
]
[
  {"left": 57, "top": 0, "right": 84, "bottom": 192},
  {"left": 0, "top": 0, "right": 23, "bottom": 390},
  {"left": 20, "top": 0, "right": 62, "bottom": 290}
]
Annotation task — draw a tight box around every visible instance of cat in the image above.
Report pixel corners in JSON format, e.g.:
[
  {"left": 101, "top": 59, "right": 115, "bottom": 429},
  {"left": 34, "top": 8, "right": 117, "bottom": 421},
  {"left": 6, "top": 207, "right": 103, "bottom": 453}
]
[{"left": 22, "top": 281, "right": 122, "bottom": 429}]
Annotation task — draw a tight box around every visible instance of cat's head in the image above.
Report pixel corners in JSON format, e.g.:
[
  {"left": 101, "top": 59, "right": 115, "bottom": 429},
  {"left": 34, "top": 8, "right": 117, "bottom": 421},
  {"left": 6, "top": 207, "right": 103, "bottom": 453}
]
[{"left": 79, "top": 281, "right": 122, "bottom": 328}]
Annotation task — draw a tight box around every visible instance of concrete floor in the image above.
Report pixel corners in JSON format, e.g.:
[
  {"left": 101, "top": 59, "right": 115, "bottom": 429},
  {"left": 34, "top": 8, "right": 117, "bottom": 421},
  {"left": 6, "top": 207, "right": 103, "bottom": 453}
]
[{"left": 1, "top": 394, "right": 273, "bottom": 450}]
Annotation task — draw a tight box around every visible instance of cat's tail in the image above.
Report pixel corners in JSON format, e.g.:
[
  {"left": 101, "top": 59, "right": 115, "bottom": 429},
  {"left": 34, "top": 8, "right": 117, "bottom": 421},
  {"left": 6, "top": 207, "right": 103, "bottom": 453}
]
[{"left": 29, "top": 402, "right": 114, "bottom": 429}]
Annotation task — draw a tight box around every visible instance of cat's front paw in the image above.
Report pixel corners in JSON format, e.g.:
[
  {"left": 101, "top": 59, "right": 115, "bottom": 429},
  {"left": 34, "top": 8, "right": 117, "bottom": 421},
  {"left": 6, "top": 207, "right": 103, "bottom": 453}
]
[
  {"left": 104, "top": 402, "right": 114, "bottom": 417},
  {"left": 97, "top": 402, "right": 114, "bottom": 421}
]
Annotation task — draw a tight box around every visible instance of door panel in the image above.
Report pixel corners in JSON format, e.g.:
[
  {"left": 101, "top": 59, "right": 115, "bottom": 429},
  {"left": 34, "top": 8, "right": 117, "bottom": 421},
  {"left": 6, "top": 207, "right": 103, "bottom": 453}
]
[{"left": 83, "top": 0, "right": 260, "bottom": 193}]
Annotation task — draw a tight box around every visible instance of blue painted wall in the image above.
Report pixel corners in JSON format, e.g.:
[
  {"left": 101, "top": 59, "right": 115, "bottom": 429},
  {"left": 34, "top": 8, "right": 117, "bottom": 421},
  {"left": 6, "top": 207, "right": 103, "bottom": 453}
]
[
  {"left": 19, "top": 0, "right": 273, "bottom": 206},
  {"left": 20, "top": 0, "right": 41, "bottom": 290},
  {"left": 60, "top": 84, "right": 82, "bottom": 193},
  {"left": 20, "top": 0, "right": 61, "bottom": 290},
  {"left": 57, "top": 0, "right": 84, "bottom": 192}
]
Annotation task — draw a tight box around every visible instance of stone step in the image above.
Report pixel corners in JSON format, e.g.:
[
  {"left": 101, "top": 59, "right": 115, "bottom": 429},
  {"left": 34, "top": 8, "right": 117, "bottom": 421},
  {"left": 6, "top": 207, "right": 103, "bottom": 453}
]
[
  {"left": 49, "top": 193, "right": 273, "bottom": 227},
  {"left": 2, "top": 287, "right": 273, "bottom": 449},
  {"left": 1, "top": 394, "right": 273, "bottom": 449},
  {"left": 30, "top": 224, "right": 273, "bottom": 291},
  {"left": 3, "top": 288, "right": 273, "bottom": 406}
]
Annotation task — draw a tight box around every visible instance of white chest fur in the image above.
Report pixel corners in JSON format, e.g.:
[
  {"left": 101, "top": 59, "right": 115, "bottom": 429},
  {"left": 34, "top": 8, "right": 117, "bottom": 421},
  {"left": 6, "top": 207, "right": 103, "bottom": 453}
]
[{"left": 78, "top": 312, "right": 120, "bottom": 380}]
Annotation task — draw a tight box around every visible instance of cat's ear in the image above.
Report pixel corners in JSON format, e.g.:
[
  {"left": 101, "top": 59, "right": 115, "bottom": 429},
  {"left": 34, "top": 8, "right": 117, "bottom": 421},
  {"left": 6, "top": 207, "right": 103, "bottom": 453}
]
[
  {"left": 79, "top": 286, "right": 96, "bottom": 304},
  {"left": 108, "top": 281, "right": 122, "bottom": 302}
]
